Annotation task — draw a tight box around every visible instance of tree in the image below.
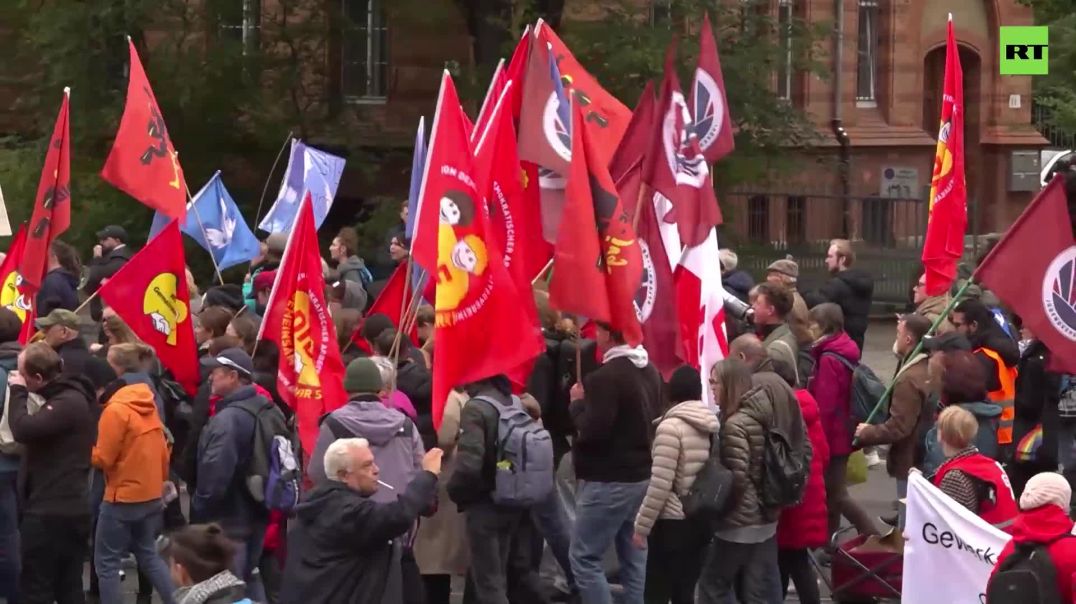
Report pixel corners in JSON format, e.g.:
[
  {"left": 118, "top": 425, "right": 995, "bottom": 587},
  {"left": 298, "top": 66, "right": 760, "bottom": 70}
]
[{"left": 1020, "top": 0, "right": 1076, "bottom": 140}]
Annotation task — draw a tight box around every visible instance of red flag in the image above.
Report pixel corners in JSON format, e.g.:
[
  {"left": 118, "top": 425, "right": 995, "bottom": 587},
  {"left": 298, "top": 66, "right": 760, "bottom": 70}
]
[
  {"left": 923, "top": 17, "right": 967, "bottom": 296},
  {"left": 518, "top": 35, "right": 571, "bottom": 177},
  {"left": 610, "top": 81, "right": 657, "bottom": 185},
  {"left": 429, "top": 76, "right": 544, "bottom": 430},
  {"left": 537, "top": 22, "right": 631, "bottom": 166},
  {"left": 504, "top": 27, "right": 532, "bottom": 119},
  {"left": 644, "top": 44, "right": 722, "bottom": 248},
  {"left": 676, "top": 229, "right": 729, "bottom": 408},
  {"left": 101, "top": 39, "right": 187, "bottom": 219},
  {"left": 631, "top": 177, "right": 683, "bottom": 379},
  {"left": 356, "top": 262, "right": 420, "bottom": 347},
  {"left": 974, "top": 175, "right": 1076, "bottom": 374},
  {"left": 472, "top": 59, "right": 507, "bottom": 142},
  {"left": 259, "top": 194, "right": 348, "bottom": 459},
  {"left": 692, "top": 13, "right": 735, "bottom": 163},
  {"left": 549, "top": 100, "right": 644, "bottom": 345},
  {"left": 21, "top": 90, "right": 72, "bottom": 288},
  {"left": 0, "top": 227, "right": 39, "bottom": 344},
  {"left": 97, "top": 221, "right": 198, "bottom": 392}
]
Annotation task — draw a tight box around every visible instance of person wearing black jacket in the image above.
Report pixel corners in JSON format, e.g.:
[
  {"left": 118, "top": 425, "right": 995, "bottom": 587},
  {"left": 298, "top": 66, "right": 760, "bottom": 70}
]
[
  {"left": 37, "top": 308, "right": 93, "bottom": 377},
  {"left": 804, "top": 239, "right": 874, "bottom": 352},
  {"left": 283, "top": 439, "right": 442, "bottom": 604},
  {"left": 1009, "top": 331, "right": 1062, "bottom": 498},
  {"left": 446, "top": 376, "right": 547, "bottom": 604},
  {"left": 8, "top": 342, "right": 96, "bottom": 604},
  {"left": 35, "top": 240, "right": 80, "bottom": 317},
  {"left": 84, "top": 225, "right": 134, "bottom": 323}
]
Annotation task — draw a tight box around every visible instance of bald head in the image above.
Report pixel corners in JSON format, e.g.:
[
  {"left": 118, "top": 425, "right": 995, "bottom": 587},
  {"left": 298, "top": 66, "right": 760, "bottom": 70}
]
[{"left": 729, "top": 334, "right": 767, "bottom": 371}]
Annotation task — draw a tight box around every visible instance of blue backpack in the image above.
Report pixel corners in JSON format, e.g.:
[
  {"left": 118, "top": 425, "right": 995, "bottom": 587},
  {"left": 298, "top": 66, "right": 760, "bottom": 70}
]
[
  {"left": 234, "top": 398, "right": 300, "bottom": 512},
  {"left": 473, "top": 395, "right": 554, "bottom": 508}
]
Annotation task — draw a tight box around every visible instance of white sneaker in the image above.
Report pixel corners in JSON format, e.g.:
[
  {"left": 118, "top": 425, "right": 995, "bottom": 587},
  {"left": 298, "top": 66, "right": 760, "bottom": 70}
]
[{"left": 865, "top": 450, "right": 883, "bottom": 467}]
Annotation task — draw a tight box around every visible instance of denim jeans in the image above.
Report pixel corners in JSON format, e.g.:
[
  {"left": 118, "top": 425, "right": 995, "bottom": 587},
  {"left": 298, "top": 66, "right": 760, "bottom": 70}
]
[
  {"left": 531, "top": 485, "right": 575, "bottom": 587},
  {"left": 230, "top": 529, "right": 268, "bottom": 602},
  {"left": 0, "top": 470, "right": 18, "bottom": 604},
  {"left": 95, "top": 500, "right": 175, "bottom": 604},
  {"left": 697, "top": 535, "right": 782, "bottom": 604},
  {"left": 568, "top": 480, "right": 649, "bottom": 604}
]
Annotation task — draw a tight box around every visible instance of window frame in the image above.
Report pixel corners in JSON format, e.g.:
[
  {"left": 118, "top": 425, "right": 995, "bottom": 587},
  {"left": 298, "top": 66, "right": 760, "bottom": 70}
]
[
  {"left": 341, "top": 0, "right": 389, "bottom": 104},
  {"left": 776, "top": 0, "right": 793, "bottom": 101},
  {"left": 856, "top": 0, "right": 880, "bottom": 107}
]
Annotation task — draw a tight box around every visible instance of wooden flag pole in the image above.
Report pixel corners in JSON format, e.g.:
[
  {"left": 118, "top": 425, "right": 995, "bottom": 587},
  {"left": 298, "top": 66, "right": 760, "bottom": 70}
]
[{"left": 387, "top": 257, "right": 416, "bottom": 392}]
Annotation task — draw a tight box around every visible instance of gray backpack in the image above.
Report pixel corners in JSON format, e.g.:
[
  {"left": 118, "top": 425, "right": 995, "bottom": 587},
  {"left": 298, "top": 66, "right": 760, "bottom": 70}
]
[{"left": 473, "top": 395, "right": 555, "bottom": 508}]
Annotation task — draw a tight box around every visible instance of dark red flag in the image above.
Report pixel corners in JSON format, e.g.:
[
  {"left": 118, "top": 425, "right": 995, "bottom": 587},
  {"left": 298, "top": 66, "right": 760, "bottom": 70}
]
[
  {"left": 354, "top": 262, "right": 420, "bottom": 348},
  {"left": 101, "top": 39, "right": 187, "bottom": 220},
  {"left": 518, "top": 34, "right": 571, "bottom": 177},
  {"left": 0, "top": 227, "right": 39, "bottom": 344},
  {"left": 549, "top": 100, "right": 644, "bottom": 345},
  {"left": 610, "top": 81, "right": 657, "bottom": 185},
  {"left": 97, "top": 221, "right": 199, "bottom": 393},
  {"left": 504, "top": 26, "right": 532, "bottom": 119},
  {"left": 692, "top": 13, "right": 735, "bottom": 163},
  {"left": 974, "top": 175, "right": 1076, "bottom": 374},
  {"left": 21, "top": 90, "right": 72, "bottom": 288},
  {"left": 259, "top": 194, "right": 349, "bottom": 459},
  {"left": 643, "top": 44, "right": 722, "bottom": 248}
]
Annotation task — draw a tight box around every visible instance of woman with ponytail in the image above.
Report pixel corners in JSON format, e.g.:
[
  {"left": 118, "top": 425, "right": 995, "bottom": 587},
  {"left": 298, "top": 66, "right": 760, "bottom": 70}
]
[{"left": 165, "top": 524, "right": 251, "bottom": 604}]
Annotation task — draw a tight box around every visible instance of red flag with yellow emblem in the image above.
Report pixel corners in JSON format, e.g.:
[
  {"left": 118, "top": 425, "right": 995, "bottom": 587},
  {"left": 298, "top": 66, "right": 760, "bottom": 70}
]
[
  {"left": 0, "top": 227, "right": 39, "bottom": 344},
  {"left": 923, "top": 16, "right": 967, "bottom": 296},
  {"left": 97, "top": 221, "right": 198, "bottom": 392},
  {"left": 259, "top": 193, "right": 348, "bottom": 459},
  {"left": 101, "top": 39, "right": 187, "bottom": 220}
]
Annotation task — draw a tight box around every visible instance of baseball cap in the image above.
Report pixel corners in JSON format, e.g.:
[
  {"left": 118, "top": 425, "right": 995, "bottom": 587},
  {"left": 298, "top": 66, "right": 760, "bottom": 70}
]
[
  {"left": 253, "top": 270, "right": 277, "bottom": 294},
  {"left": 95, "top": 225, "right": 128, "bottom": 243},
  {"left": 200, "top": 347, "right": 254, "bottom": 378},
  {"left": 34, "top": 309, "right": 80, "bottom": 330},
  {"left": 922, "top": 331, "right": 971, "bottom": 353}
]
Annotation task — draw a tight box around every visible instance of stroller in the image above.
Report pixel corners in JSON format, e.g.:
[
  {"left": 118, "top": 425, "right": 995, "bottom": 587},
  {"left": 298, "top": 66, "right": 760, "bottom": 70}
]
[{"left": 818, "top": 526, "right": 903, "bottom": 603}]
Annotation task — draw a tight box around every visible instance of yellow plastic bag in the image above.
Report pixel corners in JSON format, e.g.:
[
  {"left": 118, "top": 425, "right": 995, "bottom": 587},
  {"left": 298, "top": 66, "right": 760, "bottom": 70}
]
[{"left": 846, "top": 450, "right": 869, "bottom": 486}]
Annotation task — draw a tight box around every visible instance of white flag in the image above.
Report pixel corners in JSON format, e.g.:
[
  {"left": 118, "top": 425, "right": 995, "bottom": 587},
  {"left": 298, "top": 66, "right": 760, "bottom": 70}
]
[
  {"left": 0, "top": 185, "right": 10, "bottom": 237},
  {"left": 902, "top": 472, "right": 1011, "bottom": 603}
]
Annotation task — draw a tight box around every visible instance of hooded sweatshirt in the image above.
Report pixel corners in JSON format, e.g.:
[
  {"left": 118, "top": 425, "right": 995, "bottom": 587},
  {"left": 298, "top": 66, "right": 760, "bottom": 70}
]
[
  {"left": 92, "top": 383, "right": 170, "bottom": 504},
  {"left": 634, "top": 400, "right": 719, "bottom": 537},
  {"left": 307, "top": 395, "right": 425, "bottom": 501},
  {"left": 336, "top": 280, "right": 368, "bottom": 313},
  {"left": 991, "top": 504, "right": 1076, "bottom": 601}
]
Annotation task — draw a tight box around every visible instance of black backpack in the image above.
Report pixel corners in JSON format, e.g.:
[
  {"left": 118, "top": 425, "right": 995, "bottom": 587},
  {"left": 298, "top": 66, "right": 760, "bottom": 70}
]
[
  {"left": 760, "top": 423, "right": 810, "bottom": 508},
  {"left": 986, "top": 535, "right": 1072, "bottom": 604},
  {"left": 681, "top": 433, "right": 734, "bottom": 524}
]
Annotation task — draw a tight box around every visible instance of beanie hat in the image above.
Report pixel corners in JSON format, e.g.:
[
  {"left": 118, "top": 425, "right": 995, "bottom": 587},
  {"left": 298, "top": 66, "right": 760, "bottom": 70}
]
[
  {"left": 667, "top": 365, "right": 702, "bottom": 404},
  {"left": 766, "top": 258, "right": 799, "bottom": 281},
  {"left": 1020, "top": 472, "right": 1071, "bottom": 511},
  {"left": 719, "top": 248, "right": 738, "bottom": 272},
  {"left": 344, "top": 358, "right": 384, "bottom": 394}
]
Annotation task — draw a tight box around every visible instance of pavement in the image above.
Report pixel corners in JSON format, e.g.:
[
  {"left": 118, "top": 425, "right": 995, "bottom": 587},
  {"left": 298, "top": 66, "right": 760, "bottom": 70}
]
[{"left": 103, "top": 321, "right": 905, "bottom": 603}]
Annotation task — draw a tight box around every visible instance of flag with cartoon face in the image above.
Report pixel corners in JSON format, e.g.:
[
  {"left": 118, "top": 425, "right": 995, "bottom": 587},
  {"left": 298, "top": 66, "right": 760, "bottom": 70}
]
[
  {"left": 0, "top": 227, "right": 38, "bottom": 344},
  {"left": 98, "top": 221, "right": 198, "bottom": 393}
]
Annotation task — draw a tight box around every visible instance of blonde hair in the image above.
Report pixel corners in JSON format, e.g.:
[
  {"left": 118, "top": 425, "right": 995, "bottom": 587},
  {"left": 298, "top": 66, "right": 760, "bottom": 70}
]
[
  {"left": 107, "top": 342, "right": 155, "bottom": 374},
  {"left": 324, "top": 437, "right": 371, "bottom": 481},
  {"left": 104, "top": 314, "right": 140, "bottom": 346},
  {"left": 937, "top": 405, "right": 979, "bottom": 450},
  {"left": 830, "top": 239, "right": 855, "bottom": 267}
]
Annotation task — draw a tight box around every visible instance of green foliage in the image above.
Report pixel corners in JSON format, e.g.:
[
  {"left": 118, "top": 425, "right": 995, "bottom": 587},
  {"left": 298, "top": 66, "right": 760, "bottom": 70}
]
[{"left": 1023, "top": 0, "right": 1076, "bottom": 139}]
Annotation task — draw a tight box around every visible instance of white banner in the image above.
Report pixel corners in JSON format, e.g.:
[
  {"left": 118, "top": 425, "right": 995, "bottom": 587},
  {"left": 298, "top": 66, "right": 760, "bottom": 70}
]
[{"left": 902, "top": 472, "right": 1012, "bottom": 603}]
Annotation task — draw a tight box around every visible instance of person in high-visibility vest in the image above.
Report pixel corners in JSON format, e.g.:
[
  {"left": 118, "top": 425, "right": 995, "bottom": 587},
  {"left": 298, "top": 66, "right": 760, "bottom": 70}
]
[{"left": 951, "top": 299, "right": 1020, "bottom": 456}]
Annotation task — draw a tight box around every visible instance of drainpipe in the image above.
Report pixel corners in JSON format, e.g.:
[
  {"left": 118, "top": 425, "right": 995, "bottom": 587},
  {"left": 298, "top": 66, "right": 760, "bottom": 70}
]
[{"left": 830, "top": 0, "right": 852, "bottom": 236}]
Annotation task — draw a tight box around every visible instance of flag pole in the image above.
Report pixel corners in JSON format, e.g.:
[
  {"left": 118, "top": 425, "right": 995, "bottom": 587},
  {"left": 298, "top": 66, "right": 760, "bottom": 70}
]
[
  {"left": 530, "top": 259, "right": 554, "bottom": 285},
  {"left": 852, "top": 278, "right": 974, "bottom": 444},
  {"left": 253, "top": 131, "right": 295, "bottom": 228},
  {"left": 388, "top": 256, "right": 416, "bottom": 392},
  {"left": 184, "top": 184, "right": 226, "bottom": 287},
  {"left": 27, "top": 289, "right": 101, "bottom": 342}
]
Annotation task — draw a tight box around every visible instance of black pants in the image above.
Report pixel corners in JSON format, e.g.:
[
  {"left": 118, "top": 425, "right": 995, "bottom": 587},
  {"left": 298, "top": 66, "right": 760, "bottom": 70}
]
[
  {"left": 20, "top": 513, "right": 91, "bottom": 604},
  {"left": 462, "top": 503, "right": 545, "bottom": 604},
  {"left": 778, "top": 548, "right": 820, "bottom": 604},
  {"left": 423, "top": 574, "right": 452, "bottom": 604},
  {"left": 644, "top": 519, "right": 707, "bottom": 604}
]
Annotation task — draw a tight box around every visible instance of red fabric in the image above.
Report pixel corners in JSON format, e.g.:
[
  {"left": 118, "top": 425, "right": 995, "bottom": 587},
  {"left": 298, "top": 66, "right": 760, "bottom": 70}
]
[
  {"left": 933, "top": 453, "right": 1017, "bottom": 528},
  {"left": 808, "top": 332, "right": 860, "bottom": 457},
  {"left": 472, "top": 61, "right": 507, "bottom": 143},
  {"left": 676, "top": 230, "right": 729, "bottom": 408},
  {"left": 692, "top": 13, "right": 735, "bottom": 164},
  {"left": 974, "top": 176, "right": 1076, "bottom": 375},
  {"left": 991, "top": 505, "right": 1076, "bottom": 600},
  {"left": 537, "top": 24, "right": 630, "bottom": 167},
  {"left": 259, "top": 195, "right": 348, "bottom": 463},
  {"left": 0, "top": 227, "right": 39, "bottom": 344},
  {"left": 354, "top": 262, "right": 419, "bottom": 349},
  {"left": 641, "top": 44, "right": 722, "bottom": 248},
  {"left": 100, "top": 40, "right": 187, "bottom": 220},
  {"left": 548, "top": 101, "right": 643, "bottom": 346},
  {"left": 922, "top": 19, "right": 966, "bottom": 296},
  {"left": 517, "top": 32, "right": 570, "bottom": 177},
  {"left": 427, "top": 73, "right": 544, "bottom": 431},
  {"left": 503, "top": 28, "right": 531, "bottom": 120},
  {"left": 609, "top": 81, "right": 656, "bottom": 184},
  {"left": 98, "top": 222, "right": 198, "bottom": 394},
  {"left": 21, "top": 91, "right": 71, "bottom": 288},
  {"left": 778, "top": 390, "right": 831, "bottom": 550},
  {"left": 208, "top": 383, "right": 274, "bottom": 419}
]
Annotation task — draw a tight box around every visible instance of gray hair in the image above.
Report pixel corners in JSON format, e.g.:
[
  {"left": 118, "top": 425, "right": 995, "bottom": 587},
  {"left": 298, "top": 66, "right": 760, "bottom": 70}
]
[
  {"left": 324, "top": 437, "right": 370, "bottom": 481},
  {"left": 372, "top": 356, "right": 396, "bottom": 388}
]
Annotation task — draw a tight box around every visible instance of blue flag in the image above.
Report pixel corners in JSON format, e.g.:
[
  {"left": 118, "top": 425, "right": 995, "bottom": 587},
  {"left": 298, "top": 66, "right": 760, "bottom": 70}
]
[
  {"left": 404, "top": 117, "right": 427, "bottom": 242},
  {"left": 149, "top": 172, "right": 261, "bottom": 270},
  {"left": 258, "top": 139, "right": 346, "bottom": 234}
]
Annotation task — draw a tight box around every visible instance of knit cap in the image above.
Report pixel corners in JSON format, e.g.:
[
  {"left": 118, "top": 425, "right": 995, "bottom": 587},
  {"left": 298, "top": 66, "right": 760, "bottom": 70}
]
[
  {"left": 344, "top": 357, "right": 384, "bottom": 394},
  {"left": 1020, "top": 472, "right": 1071, "bottom": 511}
]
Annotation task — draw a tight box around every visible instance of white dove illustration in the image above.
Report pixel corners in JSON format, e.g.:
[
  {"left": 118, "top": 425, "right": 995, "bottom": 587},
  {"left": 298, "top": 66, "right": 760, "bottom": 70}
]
[{"left": 204, "top": 194, "right": 236, "bottom": 249}]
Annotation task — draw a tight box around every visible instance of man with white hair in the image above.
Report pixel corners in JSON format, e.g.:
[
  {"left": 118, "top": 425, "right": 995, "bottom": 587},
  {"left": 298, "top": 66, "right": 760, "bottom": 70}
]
[{"left": 282, "top": 438, "right": 443, "bottom": 604}]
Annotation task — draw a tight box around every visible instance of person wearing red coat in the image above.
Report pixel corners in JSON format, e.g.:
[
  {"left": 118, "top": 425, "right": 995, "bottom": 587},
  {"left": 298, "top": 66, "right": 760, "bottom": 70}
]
[
  {"left": 807, "top": 303, "right": 879, "bottom": 538},
  {"left": 777, "top": 389, "right": 830, "bottom": 604}
]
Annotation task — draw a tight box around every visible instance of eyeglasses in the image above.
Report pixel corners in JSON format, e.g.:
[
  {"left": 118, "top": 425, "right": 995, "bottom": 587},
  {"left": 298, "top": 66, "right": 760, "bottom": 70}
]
[{"left": 914, "top": 282, "right": 926, "bottom": 289}]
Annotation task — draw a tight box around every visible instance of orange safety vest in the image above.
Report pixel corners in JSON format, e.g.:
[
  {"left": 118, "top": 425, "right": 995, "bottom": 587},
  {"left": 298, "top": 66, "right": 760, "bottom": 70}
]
[{"left": 977, "top": 347, "right": 1018, "bottom": 445}]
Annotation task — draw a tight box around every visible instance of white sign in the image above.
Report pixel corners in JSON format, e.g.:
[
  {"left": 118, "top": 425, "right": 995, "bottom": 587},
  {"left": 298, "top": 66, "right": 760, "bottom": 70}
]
[
  {"left": 902, "top": 473, "right": 1011, "bottom": 603},
  {"left": 880, "top": 167, "right": 920, "bottom": 199}
]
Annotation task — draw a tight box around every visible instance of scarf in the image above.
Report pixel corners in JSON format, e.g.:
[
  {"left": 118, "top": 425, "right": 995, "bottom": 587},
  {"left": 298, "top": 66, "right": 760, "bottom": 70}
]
[
  {"left": 602, "top": 344, "right": 649, "bottom": 368},
  {"left": 174, "top": 571, "right": 247, "bottom": 604}
]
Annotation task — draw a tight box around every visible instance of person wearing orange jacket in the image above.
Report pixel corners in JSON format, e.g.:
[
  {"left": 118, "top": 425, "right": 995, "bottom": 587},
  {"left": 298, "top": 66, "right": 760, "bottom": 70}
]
[{"left": 91, "top": 342, "right": 175, "bottom": 604}]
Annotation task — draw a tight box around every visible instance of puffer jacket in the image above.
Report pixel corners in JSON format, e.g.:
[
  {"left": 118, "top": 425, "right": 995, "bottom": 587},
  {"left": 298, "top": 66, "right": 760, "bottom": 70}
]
[
  {"left": 778, "top": 390, "right": 830, "bottom": 550},
  {"left": 808, "top": 331, "right": 861, "bottom": 457},
  {"left": 633, "top": 400, "right": 719, "bottom": 537},
  {"left": 718, "top": 387, "right": 777, "bottom": 530}
]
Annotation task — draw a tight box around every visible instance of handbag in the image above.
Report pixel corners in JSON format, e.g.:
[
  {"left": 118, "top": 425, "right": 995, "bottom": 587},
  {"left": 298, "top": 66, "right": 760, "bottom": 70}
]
[{"left": 846, "top": 449, "right": 869, "bottom": 485}]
